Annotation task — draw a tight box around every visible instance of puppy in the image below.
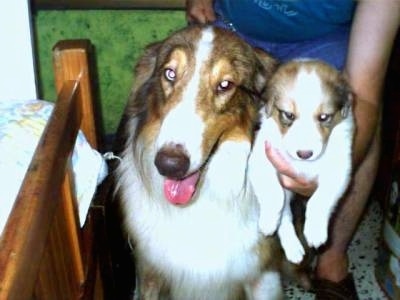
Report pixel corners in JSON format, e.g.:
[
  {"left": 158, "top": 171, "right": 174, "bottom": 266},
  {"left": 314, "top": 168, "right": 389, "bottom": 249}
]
[
  {"left": 249, "top": 60, "right": 355, "bottom": 264},
  {"left": 116, "top": 25, "right": 283, "bottom": 299}
]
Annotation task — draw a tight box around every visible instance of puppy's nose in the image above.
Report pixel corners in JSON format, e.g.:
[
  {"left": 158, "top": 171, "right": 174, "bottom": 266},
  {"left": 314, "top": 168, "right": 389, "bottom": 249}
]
[
  {"left": 296, "top": 150, "right": 313, "bottom": 160},
  {"left": 155, "top": 144, "right": 190, "bottom": 179}
]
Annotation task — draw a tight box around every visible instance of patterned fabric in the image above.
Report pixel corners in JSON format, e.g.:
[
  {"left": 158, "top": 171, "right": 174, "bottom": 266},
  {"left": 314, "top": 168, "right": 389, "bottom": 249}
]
[{"left": 0, "top": 99, "right": 107, "bottom": 235}]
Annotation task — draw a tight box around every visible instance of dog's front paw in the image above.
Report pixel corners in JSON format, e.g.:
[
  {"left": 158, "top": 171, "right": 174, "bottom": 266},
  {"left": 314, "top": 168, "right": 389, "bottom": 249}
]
[
  {"left": 258, "top": 211, "right": 280, "bottom": 236},
  {"left": 303, "top": 217, "right": 328, "bottom": 248},
  {"left": 281, "top": 235, "right": 305, "bottom": 264}
]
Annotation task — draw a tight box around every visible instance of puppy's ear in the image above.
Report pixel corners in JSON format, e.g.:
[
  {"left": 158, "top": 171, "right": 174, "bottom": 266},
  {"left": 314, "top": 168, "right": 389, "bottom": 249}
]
[
  {"left": 336, "top": 75, "right": 354, "bottom": 118},
  {"left": 265, "top": 93, "right": 277, "bottom": 117},
  {"left": 253, "top": 48, "right": 278, "bottom": 99},
  {"left": 341, "top": 91, "right": 353, "bottom": 118}
]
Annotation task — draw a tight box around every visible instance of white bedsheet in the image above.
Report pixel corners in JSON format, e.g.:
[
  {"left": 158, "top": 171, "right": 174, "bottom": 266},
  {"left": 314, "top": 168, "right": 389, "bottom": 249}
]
[{"left": 0, "top": 99, "right": 107, "bottom": 235}]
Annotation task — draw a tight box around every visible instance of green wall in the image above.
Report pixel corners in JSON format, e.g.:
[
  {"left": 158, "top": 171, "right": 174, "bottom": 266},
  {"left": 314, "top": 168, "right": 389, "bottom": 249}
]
[{"left": 33, "top": 10, "right": 186, "bottom": 133}]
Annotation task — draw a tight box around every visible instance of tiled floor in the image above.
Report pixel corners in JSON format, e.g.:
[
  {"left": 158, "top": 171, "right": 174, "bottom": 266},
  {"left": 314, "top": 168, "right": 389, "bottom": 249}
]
[{"left": 284, "top": 199, "right": 388, "bottom": 299}]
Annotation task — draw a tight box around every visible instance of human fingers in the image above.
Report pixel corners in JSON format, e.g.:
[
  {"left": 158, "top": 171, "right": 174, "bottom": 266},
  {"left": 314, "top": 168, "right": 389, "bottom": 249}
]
[
  {"left": 278, "top": 175, "right": 317, "bottom": 197},
  {"left": 186, "top": 0, "right": 216, "bottom": 24},
  {"left": 264, "top": 141, "right": 297, "bottom": 178},
  {"left": 265, "top": 141, "right": 317, "bottom": 196}
]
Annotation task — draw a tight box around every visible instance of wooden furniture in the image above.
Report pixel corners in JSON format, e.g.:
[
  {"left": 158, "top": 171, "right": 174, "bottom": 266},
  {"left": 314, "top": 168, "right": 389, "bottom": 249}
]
[{"left": 0, "top": 40, "right": 106, "bottom": 300}]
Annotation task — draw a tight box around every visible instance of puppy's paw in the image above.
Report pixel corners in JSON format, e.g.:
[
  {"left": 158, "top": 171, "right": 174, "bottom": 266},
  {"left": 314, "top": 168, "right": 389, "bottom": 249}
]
[
  {"left": 303, "top": 217, "right": 328, "bottom": 248},
  {"left": 281, "top": 235, "right": 305, "bottom": 264},
  {"left": 258, "top": 212, "right": 280, "bottom": 236}
]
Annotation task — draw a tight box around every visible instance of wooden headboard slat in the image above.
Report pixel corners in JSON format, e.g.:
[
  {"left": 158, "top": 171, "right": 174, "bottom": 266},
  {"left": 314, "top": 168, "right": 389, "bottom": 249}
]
[
  {"left": 53, "top": 40, "right": 99, "bottom": 149},
  {"left": 0, "top": 80, "right": 82, "bottom": 299}
]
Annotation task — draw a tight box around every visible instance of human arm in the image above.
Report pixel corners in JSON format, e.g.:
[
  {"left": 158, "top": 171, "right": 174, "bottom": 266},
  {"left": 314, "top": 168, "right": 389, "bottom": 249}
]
[
  {"left": 186, "top": 0, "right": 216, "bottom": 24},
  {"left": 345, "top": 0, "right": 400, "bottom": 167}
]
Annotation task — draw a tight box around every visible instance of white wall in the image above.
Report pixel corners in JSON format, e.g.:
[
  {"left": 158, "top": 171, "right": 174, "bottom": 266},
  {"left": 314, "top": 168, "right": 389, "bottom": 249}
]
[{"left": 0, "top": 0, "right": 37, "bottom": 101}]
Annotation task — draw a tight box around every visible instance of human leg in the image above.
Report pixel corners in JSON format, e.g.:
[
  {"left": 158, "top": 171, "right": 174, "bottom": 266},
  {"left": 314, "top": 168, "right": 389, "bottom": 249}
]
[{"left": 314, "top": 124, "right": 381, "bottom": 297}]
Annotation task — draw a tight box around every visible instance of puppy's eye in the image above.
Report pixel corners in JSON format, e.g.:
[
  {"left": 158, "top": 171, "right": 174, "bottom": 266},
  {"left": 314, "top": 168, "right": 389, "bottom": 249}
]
[
  {"left": 281, "top": 111, "right": 295, "bottom": 121},
  {"left": 217, "top": 80, "right": 234, "bottom": 92},
  {"left": 278, "top": 110, "right": 295, "bottom": 126},
  {"left": 318, "top": 113, "right": 333, "bottom": 124},
  {"left": 164, "top": 68, "right": 176, "bottom": 82}
]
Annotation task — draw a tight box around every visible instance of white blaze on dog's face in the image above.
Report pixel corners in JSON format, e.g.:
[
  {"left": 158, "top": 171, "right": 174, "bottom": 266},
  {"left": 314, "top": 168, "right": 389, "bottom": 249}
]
[
  {"left": 267, "top": 60, "right": 352, "bottom": 161},
  {"left": 156, "top": 28, "right": 213, "bottom": 173},
  {"left": 130, "top": 25, "right": 276, "bottom": 205}
]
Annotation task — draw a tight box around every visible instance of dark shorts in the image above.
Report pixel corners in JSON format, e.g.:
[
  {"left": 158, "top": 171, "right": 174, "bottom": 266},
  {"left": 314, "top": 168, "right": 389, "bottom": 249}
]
[{"left": 213, "top": 9, "right": 351, "bottom": 71}]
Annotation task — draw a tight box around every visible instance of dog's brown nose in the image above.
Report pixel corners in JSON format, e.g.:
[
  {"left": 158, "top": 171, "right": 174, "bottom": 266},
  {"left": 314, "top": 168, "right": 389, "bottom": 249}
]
[
  {"left": 155, "top": 145, "right": 190, "bottom": 179},
  {"left": 296, "top": 150, "right": 313, "bottom": 160}
]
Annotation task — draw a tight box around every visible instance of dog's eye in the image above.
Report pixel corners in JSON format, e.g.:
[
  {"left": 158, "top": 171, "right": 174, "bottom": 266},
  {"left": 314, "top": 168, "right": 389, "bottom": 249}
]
[
  {"left": 164, "top": 68, "right": 176, "bottom": 82},
  {"left": 281, "top": 111, "right": 295, "bottom": 121},
  {"left": 217, "top": 80, "right": 234, "bottom": 92},
  {"left": 278, "top": 110, "right": 295, "bottom": 126},
  {"left": 318, "top": 113, "right": 333, "bottom": 124}
]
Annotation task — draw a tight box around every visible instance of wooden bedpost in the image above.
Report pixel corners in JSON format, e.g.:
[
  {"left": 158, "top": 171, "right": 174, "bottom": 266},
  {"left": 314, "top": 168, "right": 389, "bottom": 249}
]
[
  {"left": 0, "top": 40, "right": 104, "bottom": 299},
  {"left": 53, "top": 39, "right": 100, "bottom": 149}
]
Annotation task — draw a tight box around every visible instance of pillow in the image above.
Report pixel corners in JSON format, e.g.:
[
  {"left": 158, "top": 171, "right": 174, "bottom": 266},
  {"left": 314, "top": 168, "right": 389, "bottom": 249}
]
[{"left": 0, "top": 99, "right": 107, "bottom": 235}]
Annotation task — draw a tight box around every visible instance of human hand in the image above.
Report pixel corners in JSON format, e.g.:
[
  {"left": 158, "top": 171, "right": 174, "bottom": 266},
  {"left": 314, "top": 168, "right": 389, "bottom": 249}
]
[
  {"left": 264, "top": 141, "right": 317, "bottom": 197},
  {"left": 186, "top": 0, "right": 216, "bottom": 24}
]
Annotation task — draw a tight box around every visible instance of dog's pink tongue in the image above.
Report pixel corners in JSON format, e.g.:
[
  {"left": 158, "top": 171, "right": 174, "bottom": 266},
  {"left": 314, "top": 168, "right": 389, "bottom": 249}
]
[{"left": 164, "top": 172, "right": 200, "bottom": 205}]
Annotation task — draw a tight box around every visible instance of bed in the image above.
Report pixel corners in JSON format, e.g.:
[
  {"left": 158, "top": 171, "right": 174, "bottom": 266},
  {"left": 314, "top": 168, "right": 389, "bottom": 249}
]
[{"left": 0, "top": 40, "right": 109, "bottom": 299}]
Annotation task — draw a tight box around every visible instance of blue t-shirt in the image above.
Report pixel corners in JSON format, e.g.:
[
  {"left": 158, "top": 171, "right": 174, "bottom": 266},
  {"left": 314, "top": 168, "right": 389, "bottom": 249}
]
[{"left": 215, "top": 0, "right": 356, "bottom": 43}]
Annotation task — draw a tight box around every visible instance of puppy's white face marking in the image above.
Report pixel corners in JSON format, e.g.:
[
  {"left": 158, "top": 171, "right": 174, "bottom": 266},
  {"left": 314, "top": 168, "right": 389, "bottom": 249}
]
[
  {"left": 156, "top": 28, "right": 214, "bottom": 173},
  {"left": 280, "top": 68, "right": 328, "bottom": 160},
  {"left": 275, "top": 66, "right": 336, "bottom": 160},
  {"left": 290, "top": 69, "right": 324, "bottom": 110}
]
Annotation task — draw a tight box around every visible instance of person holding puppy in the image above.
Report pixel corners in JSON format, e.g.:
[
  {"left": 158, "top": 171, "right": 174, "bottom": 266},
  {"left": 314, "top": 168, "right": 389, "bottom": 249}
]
[{"left": 186, "top": 0, "right": 400, "bottom": 299}]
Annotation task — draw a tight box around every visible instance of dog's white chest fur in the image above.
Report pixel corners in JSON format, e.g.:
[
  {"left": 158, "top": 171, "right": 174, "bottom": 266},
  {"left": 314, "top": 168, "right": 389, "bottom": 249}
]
[{"left": 120, "top": 138, "right": 268, "bottom": 298}]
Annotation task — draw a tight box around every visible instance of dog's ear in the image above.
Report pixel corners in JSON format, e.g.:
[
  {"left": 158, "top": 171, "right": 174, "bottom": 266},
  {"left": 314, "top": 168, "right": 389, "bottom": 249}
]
[
  {"left": 341, "top": 91, "right": 353, "bottom": 118},
  {"left": 336, "top": 75, "right": 354, "bottom": 118},
  {"left": 264, "top": 92, "right": 277, "bottom": 117},
  {"left": 125, "top": 42, "right": 162, "bottom": 117},
  {"left": 253, "top": 48, "right": 278, "bottom": 96},
  {"left": 131, "top": 42, "right": 161, "bottom": 96}
]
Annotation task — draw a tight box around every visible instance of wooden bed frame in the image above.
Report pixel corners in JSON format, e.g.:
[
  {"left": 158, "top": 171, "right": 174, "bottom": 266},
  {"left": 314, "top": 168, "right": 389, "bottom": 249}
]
[{"left": 0, "top": 40, "right": 107, "bottom": 300}]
